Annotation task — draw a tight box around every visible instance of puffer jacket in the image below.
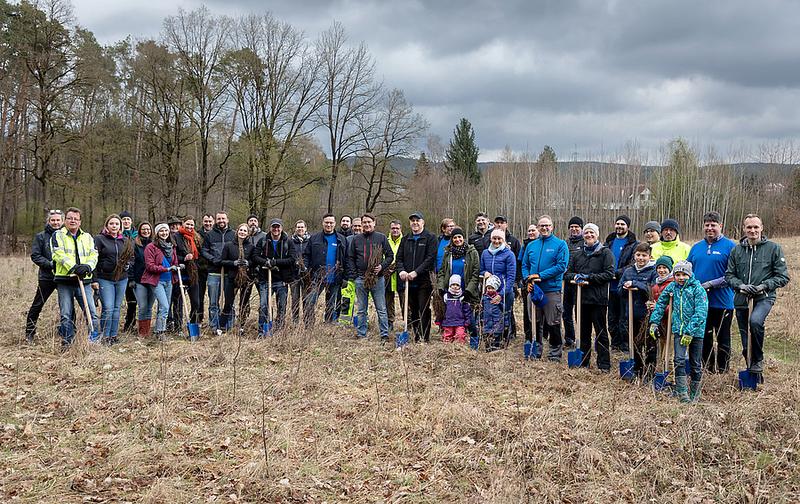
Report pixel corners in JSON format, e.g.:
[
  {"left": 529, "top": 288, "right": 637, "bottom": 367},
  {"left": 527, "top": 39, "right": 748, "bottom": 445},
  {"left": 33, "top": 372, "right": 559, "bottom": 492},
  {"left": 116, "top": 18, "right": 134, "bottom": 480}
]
[
  {"left": 437, "top": 245, "right": 481, "bottom": 303},
  {"left": 52, "top": 227, "right": 98, "bottom": 284},
  {"left": 93, "top": 232, "right": 134, "bottom": 282},
  {"left": 649, "top": 274, "right": 708, "bottom": 339},
  {"left": 725, "top": 235, "right": 790, "bottom": 309},
  {"left": 479, "top": 246, "right": 516, "bottom": 295},
  {"left": 481, "top": 293, "right": 504, "bottom": 335},
  {"left": 442, "top": 294, "right": 472, "bottom": 327},
  {"left": 618, "top": 262, "right": 657, "bottom": 320},
  {"left": 651, "top": 275, "right": 673, "bottom": 304},
  {"left": 520, "top": 234, "right": 569, "bottom": 293},
  {"left": 564, "top": 243, "right": 615, "bottom": 306},
  {"left": 31, "top": 224, "right": 59, "bottom": 281}
]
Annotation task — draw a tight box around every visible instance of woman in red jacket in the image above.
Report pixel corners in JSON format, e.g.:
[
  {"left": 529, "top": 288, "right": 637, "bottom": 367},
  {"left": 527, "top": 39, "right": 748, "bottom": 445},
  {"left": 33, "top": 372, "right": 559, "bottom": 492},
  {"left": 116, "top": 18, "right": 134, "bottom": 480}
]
[{"left": 141, "top": 223, "right": 179, "bottom": 338}]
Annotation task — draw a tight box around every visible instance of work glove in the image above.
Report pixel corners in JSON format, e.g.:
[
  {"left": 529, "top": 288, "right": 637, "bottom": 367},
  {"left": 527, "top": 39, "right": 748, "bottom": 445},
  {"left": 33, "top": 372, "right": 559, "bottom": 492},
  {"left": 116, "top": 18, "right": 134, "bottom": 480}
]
[
  {"left": 262, "top": 259, "right": 275, "bottom": 270},
  {"left": 753, "top": 284, "right": 766, "bottom": 294},
  {"left": 168, "top": 265, "right": 181, "bottom": 272},
  {"left": 73, "top": 264, "right": 92, "bottom": 278},
  {"left": 235, "top": 259, "right": 249, "bottom": 268},
  {"left": 701, "top": 281, "right": 712, "bottom": 290},
  {"left": 574, "top": 274, "right": 588, "bottom": 285},
  {"left": 649, "top": 323, "right": 660, "bottom": 340},
  {"left": 739, "top": 284, "right": 757, "bottom": 296},
  {"left": 680, "top": 334, "right": 692, "bottom": 346}
]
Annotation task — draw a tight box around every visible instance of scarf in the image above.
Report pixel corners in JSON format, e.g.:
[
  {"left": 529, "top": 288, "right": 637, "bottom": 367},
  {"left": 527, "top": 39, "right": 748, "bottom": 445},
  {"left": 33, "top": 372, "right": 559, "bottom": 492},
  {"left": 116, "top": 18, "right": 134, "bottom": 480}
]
[
  {"left": 448, "top": 284, "right": 463, "bottom": 297},
  {"left": 656, "top": 273, "right": 673, "bottom": 285},
  {"left": 449, "top": 243, "right": 468, "bottom": 259},
  {"left": 487, "top": 242, "right": 506, "bottom": 255},
  {"left": 157, "top": 239, "right": 173, "bottom": 259},
  {"left": 179, "top": 226, "right": 198, "bottom": 258},
  {"left": 583, "top": 241, "right": 600, "bottom": 255}
]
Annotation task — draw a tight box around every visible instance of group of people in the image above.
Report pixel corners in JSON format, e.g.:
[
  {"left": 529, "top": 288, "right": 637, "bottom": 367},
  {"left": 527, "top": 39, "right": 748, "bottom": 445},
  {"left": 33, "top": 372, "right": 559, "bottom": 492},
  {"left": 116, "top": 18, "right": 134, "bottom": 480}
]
[{"left": 25, "top": 207, "right": 789, "bottom": 401}]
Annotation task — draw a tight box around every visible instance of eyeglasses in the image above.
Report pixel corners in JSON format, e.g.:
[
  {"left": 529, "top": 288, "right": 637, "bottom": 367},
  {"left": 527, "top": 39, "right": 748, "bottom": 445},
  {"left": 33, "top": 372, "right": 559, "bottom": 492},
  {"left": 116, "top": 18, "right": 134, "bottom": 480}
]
[{"left": 48, "top": 209, "right": 63, "bottom": 215}]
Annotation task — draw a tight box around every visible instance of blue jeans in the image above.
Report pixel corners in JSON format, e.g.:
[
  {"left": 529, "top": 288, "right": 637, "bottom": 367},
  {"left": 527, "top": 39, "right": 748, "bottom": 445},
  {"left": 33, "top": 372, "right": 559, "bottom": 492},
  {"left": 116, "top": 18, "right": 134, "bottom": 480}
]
[
  {"left": 153, "top": 280, "right": 173, "bottom": 332},
  {"left": 259, "top": 280, "right": 288, "bottom": 329},
  {"left": 305, "top": 282, "right": 341, "bottom": 325},
  {"left": 56, "top": 282, "right": 99, "bottom": 345},
  {"left": 134, "top": 282, "right": 155, "bottom": 320},
  {"left": 97, "top": 278, "right": 128, "bottom": 338},
  {"left": 355, "top": 276, "right": 389, "bottom": 339},
  {"left": 674, "top": 335, "right": 703, "bottom": 381},
  {"left": 736, "top": 297, "right": 774, "bottom": 366},
  {"left": 207, "top": 273, "right": 222, "bottom": 329}
]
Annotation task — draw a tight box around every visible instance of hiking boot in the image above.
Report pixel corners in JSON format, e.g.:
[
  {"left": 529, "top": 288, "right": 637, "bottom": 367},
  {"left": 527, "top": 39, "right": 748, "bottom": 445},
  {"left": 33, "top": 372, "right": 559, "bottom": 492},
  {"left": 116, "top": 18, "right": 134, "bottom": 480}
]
[
  {"left": 749, "top": 359, "right": 764, "bottom": 374},
  {"left": 675, "top": 375, "right": 690, "bottom": 403},
  {"left": 689, "top": 380, "right": 702, "bottom": 402}
]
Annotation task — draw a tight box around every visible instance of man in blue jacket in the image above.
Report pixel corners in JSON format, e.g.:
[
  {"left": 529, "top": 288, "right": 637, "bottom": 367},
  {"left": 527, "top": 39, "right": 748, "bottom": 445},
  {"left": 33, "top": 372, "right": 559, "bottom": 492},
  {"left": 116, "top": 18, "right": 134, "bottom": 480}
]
[
  {"left": 303, "top": 213, "right": 346, "bottom": 326},
  {"left": 521, "top": 215, "right": 569, "bottom": 361},
  {"left": 687, "top": 211, "right": 736, "bottom": 373}
]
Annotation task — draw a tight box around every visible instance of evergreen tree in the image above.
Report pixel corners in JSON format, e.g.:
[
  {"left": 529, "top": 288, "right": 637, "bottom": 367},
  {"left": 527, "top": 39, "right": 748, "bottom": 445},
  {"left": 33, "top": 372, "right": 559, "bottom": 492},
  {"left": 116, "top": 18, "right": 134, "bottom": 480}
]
[
  {"left": 445, "top": 118, "right": 480, "bottom": 184},
  {"left": 414, "top": 152, "right": 431, "bottom": 177}
]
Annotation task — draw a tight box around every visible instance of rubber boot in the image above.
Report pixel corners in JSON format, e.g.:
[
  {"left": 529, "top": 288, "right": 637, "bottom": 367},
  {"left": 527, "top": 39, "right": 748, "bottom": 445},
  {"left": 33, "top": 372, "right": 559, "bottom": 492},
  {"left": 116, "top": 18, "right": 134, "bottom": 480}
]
[
  {"left": 138, "top": 319, "right": 152, "bottom": 338},
  {"left": 675, "top": 375, "right": 690, "bottom": 403},
  {"left": 689, "top": 380, "right": 702, "bottom": 402}
]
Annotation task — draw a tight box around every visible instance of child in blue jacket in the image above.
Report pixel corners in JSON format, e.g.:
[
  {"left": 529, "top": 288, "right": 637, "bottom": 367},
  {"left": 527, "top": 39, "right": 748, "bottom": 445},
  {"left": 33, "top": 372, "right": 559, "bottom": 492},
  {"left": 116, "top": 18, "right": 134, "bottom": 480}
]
[
  {"left": 619, "top": 242, "right": 657, "bottom": 379},
  {"left": 649, "top": 261, "right": 708, "bottom": 402},
  {"left": 481, "top": 275, "right": 505, "bottom": 351}
]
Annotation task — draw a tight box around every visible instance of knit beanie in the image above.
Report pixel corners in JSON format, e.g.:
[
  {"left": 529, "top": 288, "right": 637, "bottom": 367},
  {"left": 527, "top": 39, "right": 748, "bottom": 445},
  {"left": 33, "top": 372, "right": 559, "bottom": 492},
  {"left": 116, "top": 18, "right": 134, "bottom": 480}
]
[
  {"left": 644, "top": 220, "right": 661, "bottom": 233},
  {"left": 449, "top": 274, "right": 462, "bottom": 287},
  {"left": 119, "top": 210, "right": 132, "bottom": 219},
  {"left": 451, "top": 227, "right": 465, "bottom": 238},
  {"left": 154, "top": 223, "right": 170, "bottom": 236},
  {"left": 568, "top": 216, "right": 584, "bottom": 228},
  {"left": 582, "top": 223, "right": 600, "bottom": 236},
  {"left": 661, "top": 218, "right": 680, "bottom": 234},
  {"left": 486, "top": 275, "right": 501, "bottom": 291},
  {"left": 655, "top": 255, "right": 674, "bottom": 271},
  {"left": 615, "top": 215, "right": 631, "bottom": 228},
  {"left": 673, "top": 260, "right": 693, "bottom": 276}
]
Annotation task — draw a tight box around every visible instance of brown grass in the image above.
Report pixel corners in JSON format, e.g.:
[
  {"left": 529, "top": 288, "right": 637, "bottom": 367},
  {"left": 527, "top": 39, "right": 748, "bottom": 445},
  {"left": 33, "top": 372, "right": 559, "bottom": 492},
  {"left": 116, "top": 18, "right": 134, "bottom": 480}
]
[{"left": 1, "top": 238, "right": 800, "bottom": 503}]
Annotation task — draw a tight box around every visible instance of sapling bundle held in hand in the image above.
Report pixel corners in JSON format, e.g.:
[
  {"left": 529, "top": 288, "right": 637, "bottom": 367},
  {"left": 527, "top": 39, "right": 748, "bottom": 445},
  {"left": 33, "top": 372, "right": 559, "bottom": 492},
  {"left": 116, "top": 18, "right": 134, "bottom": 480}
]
[
  {"left": 235, "top": 238, "right": 250, "bottom": 289},
  {"left": 364, "top": 245, "right": 383, "bottom": 290},
  {"left": 430, "top": 271, "right": 445, "bottom": 322},
  {"left": 112, "top": 239, "right": 134, "bottom": 281}
]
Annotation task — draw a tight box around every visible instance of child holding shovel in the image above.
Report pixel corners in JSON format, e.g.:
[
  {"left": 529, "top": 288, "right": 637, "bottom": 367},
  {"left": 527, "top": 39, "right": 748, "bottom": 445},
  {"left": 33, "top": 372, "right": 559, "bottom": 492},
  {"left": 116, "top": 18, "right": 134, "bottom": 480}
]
[
  {"left": 649, "top": 261, "right": 708, "bottom": 403},
  {"left": 619, "top": 242, "right": 657, "bottom": 379}
]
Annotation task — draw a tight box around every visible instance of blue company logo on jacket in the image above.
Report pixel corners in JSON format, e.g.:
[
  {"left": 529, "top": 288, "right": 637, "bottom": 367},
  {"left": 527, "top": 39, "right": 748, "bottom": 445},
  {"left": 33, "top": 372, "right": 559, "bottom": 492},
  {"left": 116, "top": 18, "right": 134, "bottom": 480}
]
[
  {"left": 649, "top": 274, "right": 708, "bottom": 339},
  {"left": 520, "top": 234, "right": 568, "bottom": 293},
  {"left": 687, "top": 235, "right": 735, "bottom": 310}
]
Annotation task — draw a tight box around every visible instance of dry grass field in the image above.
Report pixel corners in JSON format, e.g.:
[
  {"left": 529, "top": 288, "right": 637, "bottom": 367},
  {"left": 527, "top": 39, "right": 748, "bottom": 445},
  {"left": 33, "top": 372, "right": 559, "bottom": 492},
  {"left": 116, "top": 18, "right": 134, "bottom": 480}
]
[{"left": 1, "top": 239, "right": 799, "bottom": 503}]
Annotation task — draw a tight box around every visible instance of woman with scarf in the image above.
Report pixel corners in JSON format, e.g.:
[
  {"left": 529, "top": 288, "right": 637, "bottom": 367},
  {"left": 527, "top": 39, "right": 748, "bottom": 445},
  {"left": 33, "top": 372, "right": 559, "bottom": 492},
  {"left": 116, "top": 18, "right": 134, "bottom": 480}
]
[
  {"left": 479, "top": 229, "right": 517, "bottom": 351},
  {"left": 219, "top": 223, "right": 256, "bottom": 331},
  {"left": 564, "top": 223, "right": 615, "bottom": 370},
  {"left": 437, "top": 227, "right": 481, "bottom": 342},
  {"left": 132, "top": 222, "right": 153, "bottom": 336},
  {"left": 94, "top": 214, "right": 135, "bottom": 344},
  {"left": 120, "top": 211, "right": 139, "bottom": 333},
  {"left": 174, "top": 216, "right": 204, "bottom": 326},
  {"left": 141, "top": 223, "right": 180, "bottom": 339}
]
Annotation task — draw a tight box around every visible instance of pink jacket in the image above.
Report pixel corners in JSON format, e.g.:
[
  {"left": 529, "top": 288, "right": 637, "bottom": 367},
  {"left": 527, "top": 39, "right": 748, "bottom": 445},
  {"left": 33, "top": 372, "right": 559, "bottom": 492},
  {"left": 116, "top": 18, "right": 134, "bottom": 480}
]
[{"left": 140, "top": 242, "right": 178, "bottom": 287}]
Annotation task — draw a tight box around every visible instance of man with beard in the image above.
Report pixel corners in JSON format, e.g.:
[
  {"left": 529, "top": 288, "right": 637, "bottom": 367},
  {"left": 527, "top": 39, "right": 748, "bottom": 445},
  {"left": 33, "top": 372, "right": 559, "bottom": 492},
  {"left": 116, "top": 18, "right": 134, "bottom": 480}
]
[
  {"left": 563, "top": 216, "right": 584, "bottom": 347},
  {"left": 200, "top": 211, "right": 236, "bottom": 332},
  {"left": 604, "top": 215, "right": 639, "bottom": 353}
]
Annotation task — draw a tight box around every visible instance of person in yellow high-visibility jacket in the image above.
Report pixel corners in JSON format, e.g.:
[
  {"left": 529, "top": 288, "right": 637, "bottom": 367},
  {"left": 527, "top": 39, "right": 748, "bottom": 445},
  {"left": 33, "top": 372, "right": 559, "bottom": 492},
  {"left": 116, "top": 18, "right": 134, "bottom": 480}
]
[{"left": 384, "top": 220, "right": 404, "bottom": 330}]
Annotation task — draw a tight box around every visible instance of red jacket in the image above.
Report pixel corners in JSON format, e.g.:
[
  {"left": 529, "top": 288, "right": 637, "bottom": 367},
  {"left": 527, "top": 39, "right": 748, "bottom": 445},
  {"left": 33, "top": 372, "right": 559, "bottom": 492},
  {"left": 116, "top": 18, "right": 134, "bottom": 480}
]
[
  {"left": 651, "top": 277, "right": 674, "bottom": 304},
  {"left": 140, "top": 242, "right": 178, "bottom": 287}
]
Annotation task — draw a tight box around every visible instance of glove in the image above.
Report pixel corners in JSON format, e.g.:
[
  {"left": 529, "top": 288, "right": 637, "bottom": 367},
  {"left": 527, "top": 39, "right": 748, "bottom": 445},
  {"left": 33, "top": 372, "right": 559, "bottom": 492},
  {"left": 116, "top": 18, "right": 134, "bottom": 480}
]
[
  {"left": 235, "top": 259, "right": 249, "bottom": 268},
  {"left": 179, "top": 263, "right": 186, "bottom": 270},
  {"left": 739, "top": 284, "right": 757, "bottom": 295},
  {"left": 574, "top": 274, "right": 587, "bottom": 285},
  {"left": 169, "top": 265, "right": 181, "bottom": 272},
  {"left": 649, "top": 324, "right": 660, "bottom": 340},
  {"left": 753, "top": 284, "right": 766, "bottom": 294},
  {"left": 680, "top": 334, "right": 692, "bottom": 346},
  {"left": 73, "top": 264, "right": 92, "bottom": 278},
  {"left": 262, "top": 259, "right": 274, "bottom": 270},
  {"left": 701, "top": 281, "right": 712, "bottom": 290}
]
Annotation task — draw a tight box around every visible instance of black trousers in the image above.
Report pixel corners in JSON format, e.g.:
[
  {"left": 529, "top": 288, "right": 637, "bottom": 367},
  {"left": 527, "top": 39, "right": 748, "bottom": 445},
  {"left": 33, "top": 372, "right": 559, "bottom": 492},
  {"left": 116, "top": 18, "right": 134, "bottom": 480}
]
[
  {"left": 122, "top": 280, "right": 137, "bottom": 331},
  {"left": 702, "top": 307, "right": 733, "bottom": 373},
  {"left": 197, "top": 270, "right": 208, "bottom": 323},
  {"left": 26, "top": 278, "right": 57, "bottom": 340},
  {"left": 579, "top": 304, "right": 610, "bottom": 370},
  {"left": 563, "top": 283, "right": 576, "bottom": 344},
  {"left": 608, "top": 290, "right": 626, "bottom": 351},
  {"left": 409, "top": 283, "right": 433, "bottom": 342}
]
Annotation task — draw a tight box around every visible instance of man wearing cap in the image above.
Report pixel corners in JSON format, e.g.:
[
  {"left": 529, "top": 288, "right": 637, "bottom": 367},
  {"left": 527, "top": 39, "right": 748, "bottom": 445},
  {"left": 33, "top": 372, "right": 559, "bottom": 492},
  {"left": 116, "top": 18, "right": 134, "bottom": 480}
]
[
  {"left": 396, "top": 212, "right": 437, "bottom": 342},
  {"left": 651, "top": 218, "right": 690, "bottom": 263},
  {"left": 253, "top": 218, "right": 296, "bottom": 331},
  {"left": 725, "top": 213, "right": 790, "bottom": 377},
  {"left": 468, "top": 212, "right": 493, "bottom": 256},
  {"left": 642, "top": 221, "right": 661, "bottom": 246},
  {"left": 385, "top": 219, "right": 404, "bottom": 330},
  {"left": 604, "top": 215, "right": 639, "bottom": 353},
  {"left": 521, "top": 215, "right": 569, "bottom": 360},
  {"left": 201, "top": 211, "right": 236, "bottom": 331},
  {"left": 304, "top": 213, "right": 346, "bottom": 325},
  {"left": 563, "top": 216, "right": 584, "bottom": 347},
  {"left": 687, "top": 211, "right": 736, "bottom": 373}
]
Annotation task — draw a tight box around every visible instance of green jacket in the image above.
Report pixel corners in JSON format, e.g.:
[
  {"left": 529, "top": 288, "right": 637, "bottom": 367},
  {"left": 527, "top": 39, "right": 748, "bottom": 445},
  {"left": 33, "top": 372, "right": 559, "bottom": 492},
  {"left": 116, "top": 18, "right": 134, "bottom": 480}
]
[
  {"left": 651, "top": 237, "right": 690, "bottom": 263},
  {"left": 51, "top": 227, "right": 98, "bottom": 284},
  {"left": 437, "top": 245, "right": 480, "bottom": 303},
  {"left": 725, "top": 236, "right": 790, "bottom": 308}
]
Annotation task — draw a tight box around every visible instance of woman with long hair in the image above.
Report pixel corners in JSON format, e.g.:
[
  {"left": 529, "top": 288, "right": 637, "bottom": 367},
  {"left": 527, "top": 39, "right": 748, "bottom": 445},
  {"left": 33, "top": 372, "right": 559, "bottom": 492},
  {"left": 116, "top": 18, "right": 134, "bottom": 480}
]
[
  {"left": 175, "top": 216, "right": 204, "bottom": 326},
  {"left": 132, "top": 222, "right": 153, "bottom": 336},
  {"left": 220, "top": 223, "right": 256, "bottom": 331},
  {"left": 94, "top": 214, "right": 135, "bottom": 344},
  {"left": 141, "top": 223, "right": 179, "bottom": 339}
]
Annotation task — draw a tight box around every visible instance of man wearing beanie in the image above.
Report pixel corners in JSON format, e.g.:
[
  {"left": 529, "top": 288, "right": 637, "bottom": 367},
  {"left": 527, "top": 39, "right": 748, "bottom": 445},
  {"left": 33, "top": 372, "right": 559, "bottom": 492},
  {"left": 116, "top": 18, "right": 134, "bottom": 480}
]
[
  {"left": 603, "top": 214, "right": 638, "bottom": 353},
  {"left": 651, "top": 218, "right": 690, "bottom": 262},
  {"left": 396, "top": 212, "right": 437, "bottom": 342},
  {"left": 563, "top": 216, "right": 585, "bottom": 347}
]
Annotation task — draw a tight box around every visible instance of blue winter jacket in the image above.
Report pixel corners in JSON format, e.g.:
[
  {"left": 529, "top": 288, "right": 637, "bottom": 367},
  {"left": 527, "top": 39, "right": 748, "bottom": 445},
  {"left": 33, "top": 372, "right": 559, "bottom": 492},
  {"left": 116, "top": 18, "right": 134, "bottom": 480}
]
[
  {"left": 481, "top": 293, "right": 505, "bottom": 335},
  {"left": 520, "top": 234, "right": 569, "bottom": 293},
  {"left": 687, "top": 235, "right": 735, "bottom": 310},
  {"left": 480, "top": 246, "right": 516, "bottom": 295},
  {"left": 649, "top": 274, "right": 708, "bottom": 339},
  {"left": 618, "top": 262, "right": 657, "bottom": 320}
]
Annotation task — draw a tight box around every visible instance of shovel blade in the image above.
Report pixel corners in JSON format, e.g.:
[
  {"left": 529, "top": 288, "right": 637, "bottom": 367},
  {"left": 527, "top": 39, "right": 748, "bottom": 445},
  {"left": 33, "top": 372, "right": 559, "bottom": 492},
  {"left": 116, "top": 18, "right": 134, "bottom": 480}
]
[
  {"left": 395, "top": 331, "right": 409, "bottom": 348},
  {"left": 738, "top": 369, "right": 759, "bottom": 390},
  {"left": 89, "top": 330, "right": 100, "bottom": 344},
  {"left": 653, "top": 371, "right": 671, "bottom": 391},
  {"left": 523, "top": 340, "right": 542, "bottom": 360},
  {"left": 187, "top": 322, "right": 200, "bottom": 341},
  {"left": 619, "top": 359, "right": 636, "bottom": 380},
  {"left": 259, "top": 322, "right": 273, "bottom": 338},
  {"left": 568, "top": 348, "right": 584, "bottom": 368}
]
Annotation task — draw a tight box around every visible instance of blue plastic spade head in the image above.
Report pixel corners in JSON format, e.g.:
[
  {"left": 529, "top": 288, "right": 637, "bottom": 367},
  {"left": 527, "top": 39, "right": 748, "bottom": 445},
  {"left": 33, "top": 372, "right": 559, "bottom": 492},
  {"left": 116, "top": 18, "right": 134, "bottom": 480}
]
[
  {"left": 89, "top": 330, "right": 100, "bottom": 343},
  {"left": 523, "top": 341, "right": 532, "bottom": 359},
  {"left": 567, "top": 348, "right": 585, "bottom": 368},
  {"left": 187, "top": 322, "right": 200, "bottom": 341},
  {"left": 395, "top": 331, "right": 409, "bottom": 348},
  {"left": 738, "top": 369, "right": 758, "bottom": 390},
  {"left": 653, "top": 371, "right": 671, "bottom": 391},
  {"left": 619, "top": 359, "right": 636, "bottom": 380},
  {"left": 259, "top": 322, "right": 273, "bottom": 338},
  {"left": 531, "top": 341, "right": 542, "bottom": 359},
  {"left": 469, "top": 335, "right": 480, "bottom": 350}
]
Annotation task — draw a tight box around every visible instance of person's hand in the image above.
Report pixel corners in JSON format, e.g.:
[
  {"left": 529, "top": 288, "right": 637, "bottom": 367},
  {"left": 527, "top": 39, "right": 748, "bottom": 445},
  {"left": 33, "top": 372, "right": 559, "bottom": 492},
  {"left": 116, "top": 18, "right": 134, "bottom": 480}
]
[
  {"left": 185, "top": 253, "right": 193, "bottom": 261},
  {"left": 491, "top": 295, "right": 502, "bottom": 304},
  {"left": 373, "top": 265, "right": 382, "bottom": 274},
  {"left": 483, "top": 271, "right": 491, "bottom": 279},
  {"left": 179, "top": 263, "right": 186, "bottom": 270},
  {"left": 527, "top": 281, "right": 534, "bottom": 293},
  {"left": 739, "top": 284, "right": 756, "bottom": 295},
  {"left": 169, "top": 265, "right": 181, "bottom": 272},
  {"left": 530, "top": 274, "right": 540, "bottom": 280},
  {"left": 399, "top": 271, "right": 408, "bottom": 281},
  {"left": 263, "top": 259, "right": 274, "bottom": 270},
  {"left": 680, "top": 334, "right": 692, "bottom": 346},
  {"left": 574, "top": 274, "right": 588, "bottom": 285},
  {"left": 73, "top": 264, "right": 92, "bottom": 278},
  {"left": 646, "top": 300, "right": 655, "bottom": 310},
  {"left": 91, "top": 282, "right": 99, "bottom": 291},
  {"left": 701, "top": 281, "right": 712, "bottom": 290},
  {"left": 623, "top": 281, "right": 632, "bottom": 289},
  {"left": 649, "top": 324, "right": 660, "bottom": 340},
  {"left": 408, "top": 271, "right": 417, "bottom": 280},
  {"left": 754, "top": 284, "right": 766, "bottom": 294}
]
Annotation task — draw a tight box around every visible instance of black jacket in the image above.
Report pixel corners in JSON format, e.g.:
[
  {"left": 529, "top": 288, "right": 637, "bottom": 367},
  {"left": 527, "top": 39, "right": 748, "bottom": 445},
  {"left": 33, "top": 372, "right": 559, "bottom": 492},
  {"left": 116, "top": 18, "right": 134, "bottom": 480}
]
[
  {"left": 200, "top": 225, "right": 236, "bottom": 274},
  {"left": 31, "top": 224, "right": 58, "bottom": 281},
  {"left": 603, "top": 232, "right": 638, "bottom": 281},
  {"left": 567, "top": 234, "right": 584, "bottom": 259},
  {"left": 291, "top": 233, "right": 310, "bottom": 266},
  {"left": 564, "top": 244, "right": 615, "bottom": 306},
  {"left": 346, "top": 231, "right": 394, "bottom": 280},
  {"left": 253, "top": 232, "right": 297, "bottom": 283},
  {"left": 338, "top": 227, "right": 352, "bottom": 238},
  {"left": 132, "top": 237, "right": 152, "bottom": 283},
  {"left": 197, "top": 227, "right": 212, "bottom": 273},
  {"left": 468, "top": 226, "right": 493, "bottom": 256},
  {"left": 220, "top": 239, "right": 257, "bottom": 281},
  {"left": 93, "top": 232, "right": 134, "bottom": 282},
  {"left": 395, "top": 229, "right": 437, "bottom": 287},
  {"left": 303, "top": 231, "right": 346, "bottom": 285}
]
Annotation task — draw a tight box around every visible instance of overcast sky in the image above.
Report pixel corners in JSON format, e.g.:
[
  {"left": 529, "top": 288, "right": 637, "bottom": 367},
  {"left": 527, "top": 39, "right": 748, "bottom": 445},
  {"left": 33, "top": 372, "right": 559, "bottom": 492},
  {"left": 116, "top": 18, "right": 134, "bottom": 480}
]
[{"left": 71, "top": 0, "right": 800, "bottom": 162}]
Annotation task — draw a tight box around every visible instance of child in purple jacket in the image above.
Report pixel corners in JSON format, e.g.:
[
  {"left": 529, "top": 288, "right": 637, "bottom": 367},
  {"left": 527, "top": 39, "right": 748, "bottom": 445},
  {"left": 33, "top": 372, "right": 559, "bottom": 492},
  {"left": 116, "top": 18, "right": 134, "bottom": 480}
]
[{"left": 442, "top": 274, "right": 472, "bottom": 343}]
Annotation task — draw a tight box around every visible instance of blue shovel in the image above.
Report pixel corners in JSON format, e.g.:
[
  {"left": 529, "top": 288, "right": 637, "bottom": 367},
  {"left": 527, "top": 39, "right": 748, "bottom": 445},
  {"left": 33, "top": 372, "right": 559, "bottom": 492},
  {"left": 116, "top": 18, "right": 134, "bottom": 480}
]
[
  {"left": 524, "top": 280, "right": 543, "bottom": 359},
  {"left": 567, "top": 281, "right": 584, "bottom": 368},
  {"left": 619, "top": 287, "right": 637, "bottom": 380},
  {"left": 395, "top": 280, "right": 409, "bottom": 348},
  {"left": 738, "top": 297, "right": 759, "bottom": 390},
  {"left": 177, "top": 268, "right": 199, "bottom": 341}
]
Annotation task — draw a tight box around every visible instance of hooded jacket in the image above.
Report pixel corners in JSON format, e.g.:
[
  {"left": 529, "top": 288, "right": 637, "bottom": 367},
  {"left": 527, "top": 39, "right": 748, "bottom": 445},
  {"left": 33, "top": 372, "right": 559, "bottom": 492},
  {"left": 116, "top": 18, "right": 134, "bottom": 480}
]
[
  {"left": 649, "top": 274, "right": 708, "bottom": 339},
  {"left": 603, "top": 231, "right": 638, "bottom": 282},
  {"left": 520, "top": 234, "right": 569, "bottom": 293},
  {"left": 618, "top": 262, "right": 657, "bottom": 320},
  {"left": 395, "top": 229, "right": 437, "bottom": 287},
  {"left": 442, "top": 293, "right": 472, "bottom": 327},
  {"left": 304, "top": 230, "right": 346, "bottom": 285},
  {"left": 481, "top": 292, "right": 505, "bottom": 335},
  {"left": 346, "top": 231, "right": 394, "bottom": 281},
  {"left": 200, "top": 225, "right": 236, "bottom": 274},
  {"left": 437, "top": 244, "right": 481, "bottom": 303},
  {"left": 564, "top": 243, "right": 615, "bottom": 306},
  {"left": 479, "top": 245, "right": 516, "bottom": 295},
  {"left": 31, "top": 224, "right": 59, "bottom": 281},
  {"left": 93, "top": 232, "right": 134, "bottom": 282},
  {"left": 253, "top": 232, "right": 296, "bottom": 284},
  {"left": 724, "top": 235, "right": 790, "bottom": 309},
  {"left": 651, "top": 237, "right": 691, "bottom": 263}
]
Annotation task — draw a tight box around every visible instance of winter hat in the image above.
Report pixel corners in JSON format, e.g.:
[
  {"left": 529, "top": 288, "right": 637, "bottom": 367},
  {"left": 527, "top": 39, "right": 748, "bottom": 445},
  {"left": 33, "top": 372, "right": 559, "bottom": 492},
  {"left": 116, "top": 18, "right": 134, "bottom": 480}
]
[
  {"left": 449, "top": 274, "right": 462, "bottom": 287},
  {"left": 644, "top": 220, "right": 661, "bottom": 233},
  {"left": 655, "top": 255, "right": 674, "bottom": 271},
  {"left": 582, "top": 223, "right": 600, "bottom": 236},
  {"left": 490, "top": 229, "right": 506, "bottom": 242},
  {"left": 119, "top": 210, "right": 132, "bottom": 219},
  {"left": 451, "top": 227, "right": 465, "bottom": 238},
  {"left": 615, "top": 215, "right": 631, "bottom": 228},
  {"left": 661, "top": 218, "right": 680, "bottom": 234},
  {"left": 448, "top": 274, "right": 463, "bottom": 296},
  {"left": 154, "top": 223, "right": 170, "bottom": 235},
  {"left": 167, "top": 215, "right": 182, "bottom": 225},
  {"left": 568, "top": 216, "right": 584, "bottom": 228},
  {"left": 247, "top": 213, "right": 259, "bottom": 222},
  {"left": 485, "top": 275, "right": 501, "bottom": 291},
  {"left": 673, "top": 260, "right": 693, "bottom": 276}
]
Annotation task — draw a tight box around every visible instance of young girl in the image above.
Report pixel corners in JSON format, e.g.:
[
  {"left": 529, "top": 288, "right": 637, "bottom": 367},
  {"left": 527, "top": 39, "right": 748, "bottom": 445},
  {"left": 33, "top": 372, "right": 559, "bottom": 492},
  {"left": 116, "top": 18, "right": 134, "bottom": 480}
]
[
  {"left": 481, "top": 275, "right": 505, "bottom": 351},
  {"left": 649, "top": 260, "right": 708, "bottom": 402},
  {"left": 94, "top": 214, "right": 134, "bottom": 344},
  {"left": 441, "top": 274, "right": 472, "bottom": 343}
]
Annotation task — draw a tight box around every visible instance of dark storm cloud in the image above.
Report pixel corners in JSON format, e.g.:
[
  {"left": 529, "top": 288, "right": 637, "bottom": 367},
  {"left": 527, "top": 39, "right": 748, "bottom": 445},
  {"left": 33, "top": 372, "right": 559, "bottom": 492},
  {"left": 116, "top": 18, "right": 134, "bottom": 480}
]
[{"left": 73, "top": 0, "right": 800, "bottom": 160}]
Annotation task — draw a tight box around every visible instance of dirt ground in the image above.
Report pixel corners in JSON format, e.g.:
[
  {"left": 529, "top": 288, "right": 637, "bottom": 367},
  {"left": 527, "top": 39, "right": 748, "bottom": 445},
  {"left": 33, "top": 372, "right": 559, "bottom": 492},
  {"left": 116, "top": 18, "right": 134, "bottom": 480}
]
[{"left": 1, "top": 239, "right": 799, "bottom": 503}]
